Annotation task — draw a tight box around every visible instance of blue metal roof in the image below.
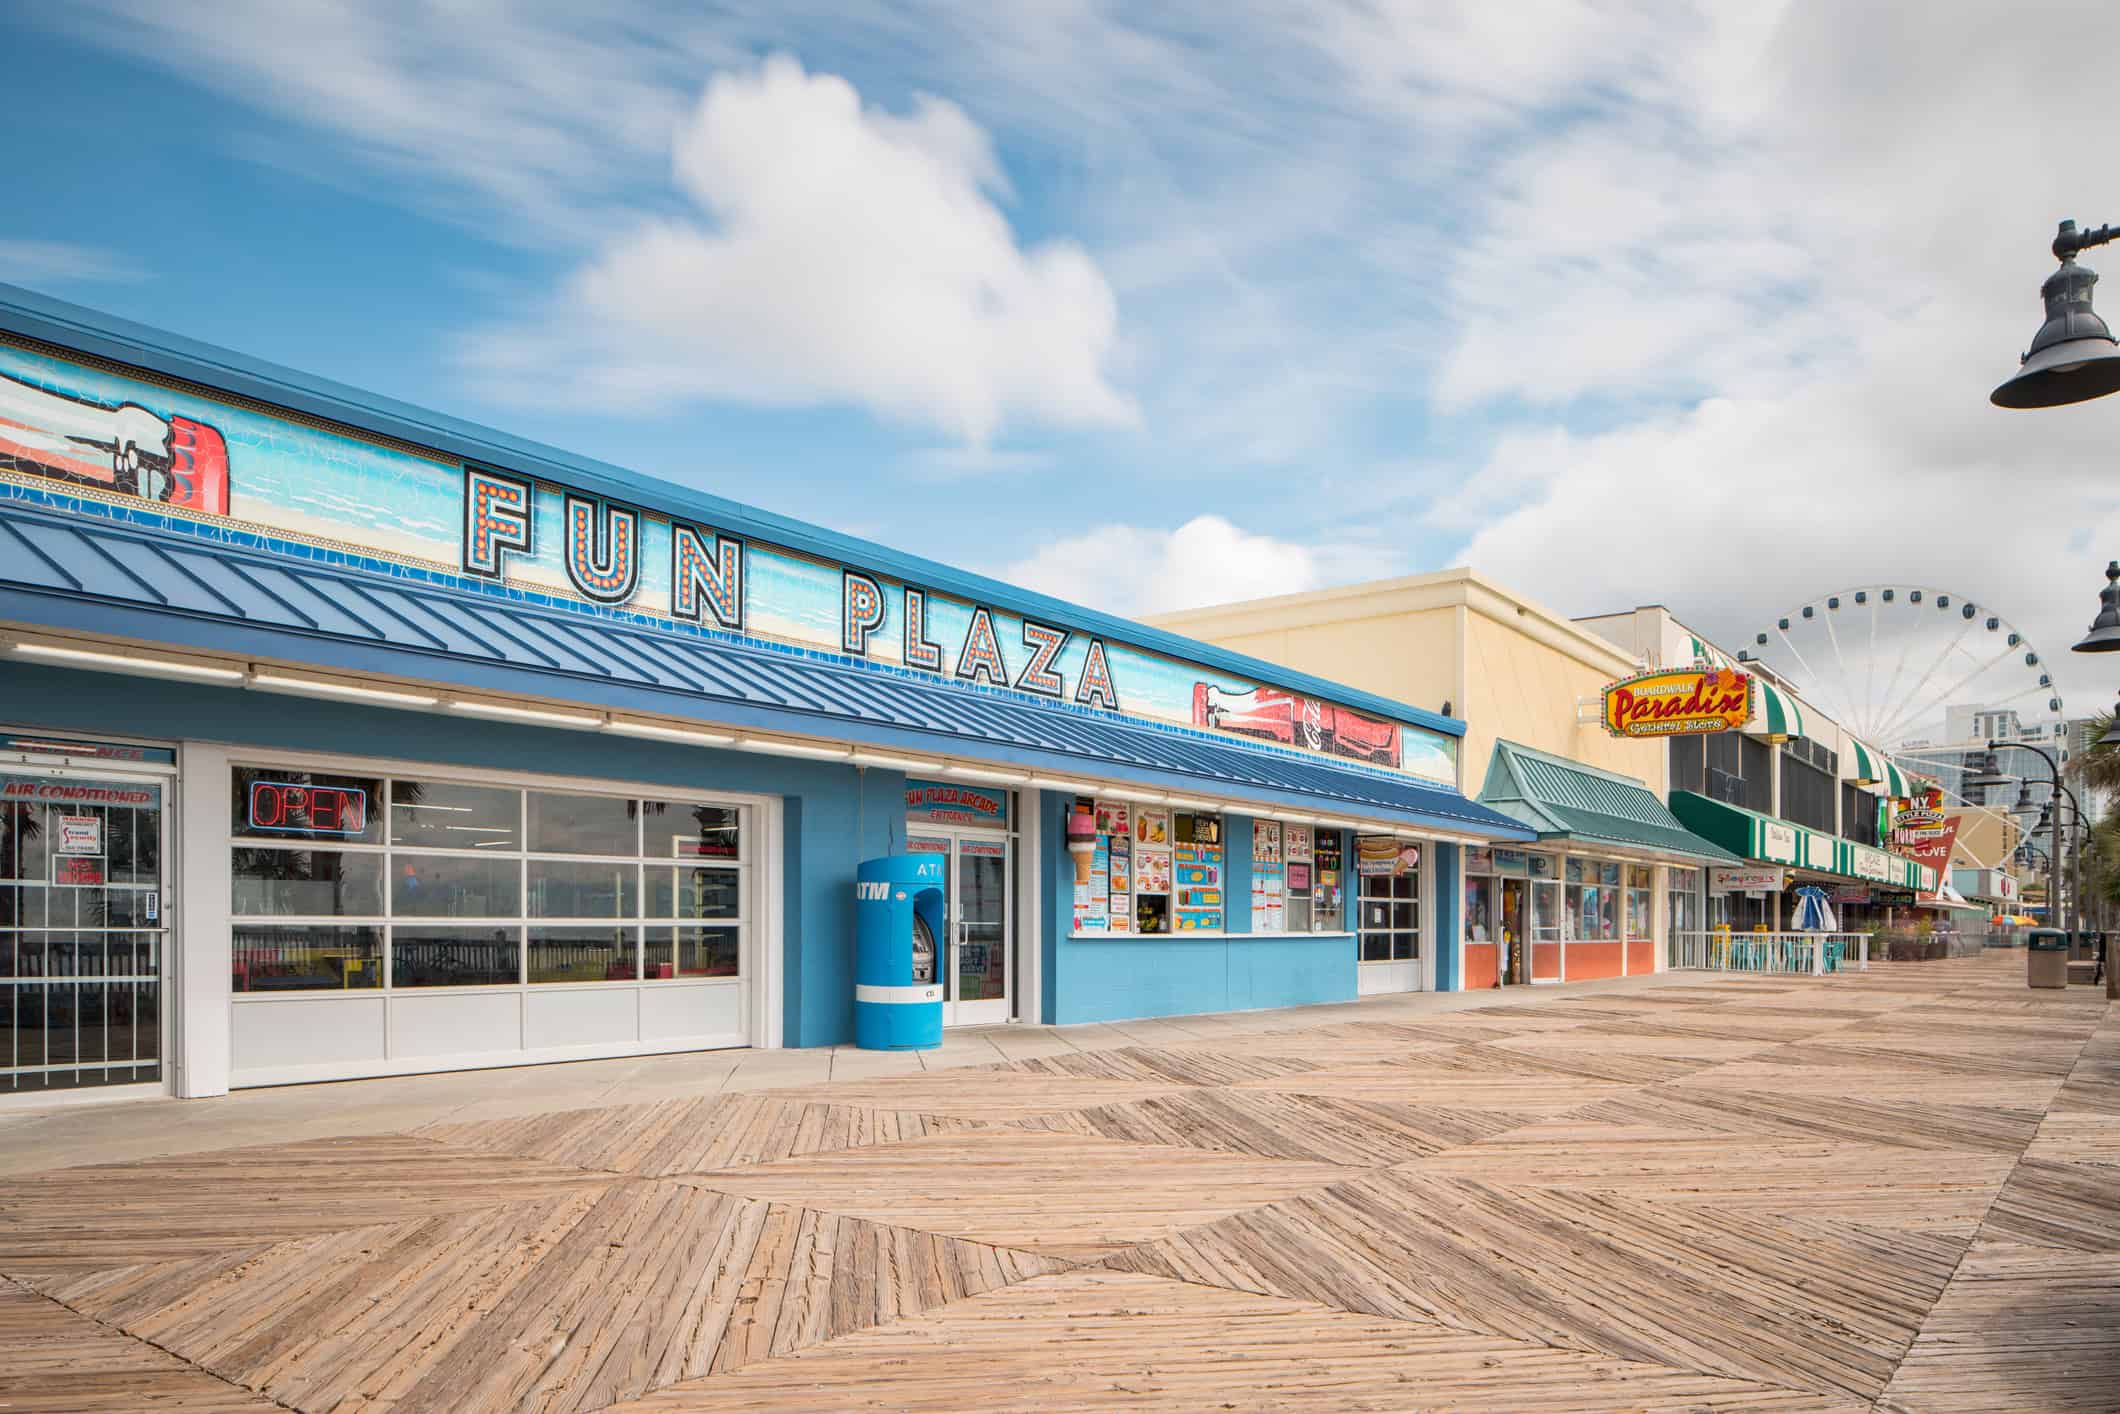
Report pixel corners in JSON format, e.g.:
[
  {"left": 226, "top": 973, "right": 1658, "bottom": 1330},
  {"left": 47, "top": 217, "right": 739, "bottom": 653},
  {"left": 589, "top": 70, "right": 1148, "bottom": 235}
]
[
  {"left": 0, "top": 283, "right": 1459, "bottom": 741},
  {"left": 0, "top": 493, "right": 1530, "bottom": 838}
]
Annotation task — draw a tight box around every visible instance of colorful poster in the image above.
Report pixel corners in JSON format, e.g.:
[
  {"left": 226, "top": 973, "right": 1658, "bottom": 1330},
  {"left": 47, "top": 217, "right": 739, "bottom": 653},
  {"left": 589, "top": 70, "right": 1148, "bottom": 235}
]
[
  {"left": 1138, "top": 848, "right": 1172, "bottom": 895},
  {"left": 1356, "top": 836, "right": 1421, "bottom": 877},
  {"left": 1287, "top": 861, "right": 1312, "bottom": 892},
  {"left": 1134, "top": 809, "right": 1170, "bottom": 847},
  {"left": 0, "top": 343, "right": 1458, "bottom": 785},
  {"left": 1094, "top": 800, "right": 1131, "bottom": 838},
  {"left": 1285, "top": 825, "right": 1313, "bottom": 863},
  {"left": 1252, "top": 820, "right": 1282, "bottom": 865}
]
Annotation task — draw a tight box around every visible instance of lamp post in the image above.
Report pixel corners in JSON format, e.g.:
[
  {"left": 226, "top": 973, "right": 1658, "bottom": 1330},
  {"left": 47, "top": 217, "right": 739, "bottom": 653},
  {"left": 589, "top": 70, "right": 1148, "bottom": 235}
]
[
  {"left": 1992, "top": 221, "right": 2120, "bottom": 408},
  {"left": 1973, "top": 741, "right": 2107, "bottom": 992}
]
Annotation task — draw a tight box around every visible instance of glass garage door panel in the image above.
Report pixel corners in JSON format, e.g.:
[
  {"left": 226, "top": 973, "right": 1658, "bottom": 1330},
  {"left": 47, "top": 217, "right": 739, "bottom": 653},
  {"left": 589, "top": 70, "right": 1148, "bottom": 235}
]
[{"left": 1, "top": 776, "right": 165, "bottom": 1092}]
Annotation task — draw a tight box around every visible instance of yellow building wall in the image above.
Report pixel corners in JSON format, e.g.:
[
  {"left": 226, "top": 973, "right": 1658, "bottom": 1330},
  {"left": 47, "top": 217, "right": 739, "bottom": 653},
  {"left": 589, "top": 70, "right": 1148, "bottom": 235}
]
[
  {"left": 1459, "top": 611, "right": 1667, "bottom": 796},
  {"left": 1150, "top": 574, "right": 1668, "bottom": 798},
  {"left": 1151, "top": 604, "right": 1463, "bottom": 721}
]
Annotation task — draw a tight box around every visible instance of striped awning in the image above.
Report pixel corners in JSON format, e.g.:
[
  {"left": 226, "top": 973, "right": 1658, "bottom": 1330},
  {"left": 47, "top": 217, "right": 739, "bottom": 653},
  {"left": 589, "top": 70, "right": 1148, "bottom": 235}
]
[
  {"left": 1751, "top": 678, "right": 1806, "bottom": 740},
  {"left": 1848, "top": 737, "right": 1890, "bottom": 786}
]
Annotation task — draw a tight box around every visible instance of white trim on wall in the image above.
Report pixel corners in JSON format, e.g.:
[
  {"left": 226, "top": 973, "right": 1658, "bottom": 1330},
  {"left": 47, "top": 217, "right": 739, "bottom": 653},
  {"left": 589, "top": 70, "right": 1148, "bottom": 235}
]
[{"left": 177, "top": 741, "right": 232, "bottom": 1098}]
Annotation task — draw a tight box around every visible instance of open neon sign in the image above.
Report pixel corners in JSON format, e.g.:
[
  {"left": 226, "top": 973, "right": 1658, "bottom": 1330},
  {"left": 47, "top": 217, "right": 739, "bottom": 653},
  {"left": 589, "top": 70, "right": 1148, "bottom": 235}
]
[{"left": 248, "top": 780, "right": 368, "bottom": 835}]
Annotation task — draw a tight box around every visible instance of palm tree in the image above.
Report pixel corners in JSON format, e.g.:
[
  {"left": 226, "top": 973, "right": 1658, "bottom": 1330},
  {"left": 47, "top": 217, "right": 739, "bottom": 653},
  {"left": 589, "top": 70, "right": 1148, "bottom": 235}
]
[{"left": 2070, "top": 710, "right": 2120, "bottom": 796}]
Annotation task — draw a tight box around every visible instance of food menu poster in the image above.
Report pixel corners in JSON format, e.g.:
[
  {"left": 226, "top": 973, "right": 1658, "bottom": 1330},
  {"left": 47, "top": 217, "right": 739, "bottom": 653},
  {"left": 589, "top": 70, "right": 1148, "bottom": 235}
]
[
  {"left": 1073, "top": 835, "right": 1111, "bottom": 933},
  {"left": 1107, "top": 830, "right": 1132, "bottom": 932},
  {"left": 1251, "top": 820, "right": 1284, "bottom": 932},
  {"left": 1173, "top": 843, "right": 1223, "bottom": 931}
]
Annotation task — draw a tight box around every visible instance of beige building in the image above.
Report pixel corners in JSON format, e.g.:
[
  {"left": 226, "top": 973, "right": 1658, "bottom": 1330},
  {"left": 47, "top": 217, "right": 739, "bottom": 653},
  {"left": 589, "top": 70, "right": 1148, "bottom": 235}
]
[{"left": 1150, "top": 568, "right": 1663, "bottom": 797}]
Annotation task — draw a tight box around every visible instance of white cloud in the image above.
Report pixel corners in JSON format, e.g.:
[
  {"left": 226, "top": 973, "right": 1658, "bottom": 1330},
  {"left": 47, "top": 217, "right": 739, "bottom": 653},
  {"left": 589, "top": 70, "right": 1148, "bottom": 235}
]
[
  {"left": 0, "top": 241, "right": 144, "bottom": 285},
  {"left": 463, "top": 56, "right": 1135, "bottom": 444},
  {"left": 1004, "top": 514, "right": 1391, "bottom": 619}
]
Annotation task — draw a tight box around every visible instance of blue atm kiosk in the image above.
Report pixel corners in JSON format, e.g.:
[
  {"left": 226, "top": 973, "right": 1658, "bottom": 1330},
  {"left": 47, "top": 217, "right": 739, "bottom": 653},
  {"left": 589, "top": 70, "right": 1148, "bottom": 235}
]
[{"left": 854, "top": 854, "right": 946, "bottom": 1049}]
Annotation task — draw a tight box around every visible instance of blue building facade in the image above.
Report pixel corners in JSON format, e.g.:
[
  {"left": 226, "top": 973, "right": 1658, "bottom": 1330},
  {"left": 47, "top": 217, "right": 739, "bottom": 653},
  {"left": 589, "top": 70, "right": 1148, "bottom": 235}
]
[{"left": 0, "top": 285, "right": 1531, "bottom": 1101}]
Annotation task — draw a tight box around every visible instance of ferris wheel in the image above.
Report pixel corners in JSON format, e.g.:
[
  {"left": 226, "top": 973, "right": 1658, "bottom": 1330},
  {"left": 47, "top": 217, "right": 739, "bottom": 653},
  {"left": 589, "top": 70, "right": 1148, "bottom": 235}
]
[{"left": 1736, "top": 585, "right": 2066, "bottom": 870}]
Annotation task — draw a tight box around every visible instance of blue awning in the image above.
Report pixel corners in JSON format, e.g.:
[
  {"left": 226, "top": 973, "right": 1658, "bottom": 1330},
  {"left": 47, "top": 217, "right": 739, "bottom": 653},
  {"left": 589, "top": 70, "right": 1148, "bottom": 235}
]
[{"left": 0, "top": 498, "right": 1532, "bottom": 839}]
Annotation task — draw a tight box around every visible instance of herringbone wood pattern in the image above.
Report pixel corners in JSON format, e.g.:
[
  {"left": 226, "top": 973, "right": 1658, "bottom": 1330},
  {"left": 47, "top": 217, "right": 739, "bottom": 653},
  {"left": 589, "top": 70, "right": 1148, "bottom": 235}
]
[{"left": 0, "top": 950, "right": 2111, "bottom": 1412}]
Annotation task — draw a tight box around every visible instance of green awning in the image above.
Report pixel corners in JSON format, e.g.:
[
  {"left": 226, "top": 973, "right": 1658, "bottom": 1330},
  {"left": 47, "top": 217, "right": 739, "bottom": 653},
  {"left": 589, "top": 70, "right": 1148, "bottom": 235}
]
[
  {"left": 1884, "top": 759, "right": 1913, "bottom": 797},
  {"left": 1669, "top": 790, "right": 1936, "bottom": 890},
  {"left": 1847, "top": 737, "right": 1889, "bottom": 785},
  {"left": 1478, "top": 742, "right": 1742, "bottom": 866},
  {"left": 1751, "top": 678, "right": 1805, "bottom": 740}
]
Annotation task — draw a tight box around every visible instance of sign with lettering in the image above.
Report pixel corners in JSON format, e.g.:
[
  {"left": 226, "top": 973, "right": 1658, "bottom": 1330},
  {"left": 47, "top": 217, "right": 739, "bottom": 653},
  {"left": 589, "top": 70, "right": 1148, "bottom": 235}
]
[
  {"left": 904, "top": 780, "right": 1009, "bottom": 828},
  {"left": 2, "top": 344, "right": 1457, "bottom": 784},
  {"left": 247, "top": 780, "right": 368, "bottom": 836},
  {"left": 1712, "top": 866, "right": 1785, "bottom": 893},
  {"left": 1602, "top": 667, "right": 1752, "bottom": 739}
]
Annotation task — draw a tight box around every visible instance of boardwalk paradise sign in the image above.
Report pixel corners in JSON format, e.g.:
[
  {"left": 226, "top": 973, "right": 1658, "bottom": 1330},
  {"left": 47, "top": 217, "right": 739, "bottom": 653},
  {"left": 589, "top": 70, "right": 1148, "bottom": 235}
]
[{"left": 1602, "top": 667, "right": 1752, "bottom": 739}]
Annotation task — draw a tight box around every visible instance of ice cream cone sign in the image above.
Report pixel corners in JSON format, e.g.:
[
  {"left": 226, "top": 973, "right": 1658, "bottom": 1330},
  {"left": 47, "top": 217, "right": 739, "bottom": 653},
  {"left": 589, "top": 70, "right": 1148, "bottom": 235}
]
[{"left": 1066, "top": 804, "right": 1097, "bottom": 884}]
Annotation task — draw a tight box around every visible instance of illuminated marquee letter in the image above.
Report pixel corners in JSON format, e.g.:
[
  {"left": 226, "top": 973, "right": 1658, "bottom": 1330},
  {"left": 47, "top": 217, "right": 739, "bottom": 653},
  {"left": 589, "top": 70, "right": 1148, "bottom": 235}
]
[
  {"left": 1016, "top": 620, "right": 1070, "bottom": 698},
  {"left": 1075, "top": 637, "right": 1119, "bottom": 710},
  {"left": 842, "top": 571, "right": 886, "bottom": 655},
  {"left": 903, "top": 587, "right": 943, "bottom": 671},
  {"left": 955, "top": 606, "right": 1007, "bottom": 687},
  {"left": 672, "top": 523, "right": 744, "bottom": 631},
  {"left": 462, "top": 466, "right": 532, "bottom": 580},
  {"left": 562, "top": 493, "right": 640, "bottom": 604}
]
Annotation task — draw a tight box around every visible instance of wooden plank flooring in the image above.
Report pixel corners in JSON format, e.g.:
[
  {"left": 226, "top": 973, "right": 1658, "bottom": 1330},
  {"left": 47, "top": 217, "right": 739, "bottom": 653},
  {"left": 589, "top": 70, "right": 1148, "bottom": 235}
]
[{"left": 0, "top": 949, "right": 2109, "bottom": 1412}]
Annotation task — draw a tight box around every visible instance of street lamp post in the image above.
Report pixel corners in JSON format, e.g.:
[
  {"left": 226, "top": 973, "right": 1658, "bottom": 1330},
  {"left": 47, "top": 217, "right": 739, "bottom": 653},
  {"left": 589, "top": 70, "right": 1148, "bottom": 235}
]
[
  {"left": 1973, "top": 741, "right": 2106, "bottom": 992},
  {"left": 1992, "top": 221, "right": 2120, "bottom": 408}
]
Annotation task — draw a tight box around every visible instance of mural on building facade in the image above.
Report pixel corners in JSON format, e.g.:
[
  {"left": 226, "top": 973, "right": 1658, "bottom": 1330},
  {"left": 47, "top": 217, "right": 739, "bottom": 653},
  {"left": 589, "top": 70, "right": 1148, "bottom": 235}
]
[
  {"left": 0, "top": 368, "right": 228, "bottom": 514},
  {"left": 0, "top": 342, "right": 1455, "bottom": 783}
]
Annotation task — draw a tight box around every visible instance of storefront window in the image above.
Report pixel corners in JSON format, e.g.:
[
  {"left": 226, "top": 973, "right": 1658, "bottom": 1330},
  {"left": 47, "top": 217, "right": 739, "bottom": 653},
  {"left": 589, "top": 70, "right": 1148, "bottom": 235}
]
[
  {"left": 1313, "top": 831, "right": 1345, "bottom": 931},
  {"left": 391, "top": 925, "right": 521, "bottom": 987},
  {"left": 1626, "top": 864, "right": 1654, "bottom": 940},
  {"left": 1073, "top": 800, "right": 1222, "bottom": 934},
  {"left": 1565, "top": 857, "right": 1624, "bottom": 940},
  {"left": 232, "top": 924, "right": 381, "bottom": 991},
  {"left": 1252, "top": 821, "right": 1286, "bottom": 932},
  {"left": 1284, "top": 825, "right": 1314, "bottom": 931},
  {"left": 1667, "top": 866, "right": 1701, "bottom": 954},
  {"left": 388, "top": 780, "right": 521, "bottom": 850},
  {"left": 1355, "top": 837, "right": 1420, "bottom": 961},
  {"left": 1464, "top": 874, "right": 1494, "bottom": 942},
  {"left": 227, "top": 767, "right": 747, "bottom": 992},
  {"left": 528, "top": 926, "right": 639, "bottom": 983},
  {"left": 230, "top": 849, "right": 384, "bottom": 916},
  {"left": 527, "top": 791, "right": 639, "bottom": 856}
]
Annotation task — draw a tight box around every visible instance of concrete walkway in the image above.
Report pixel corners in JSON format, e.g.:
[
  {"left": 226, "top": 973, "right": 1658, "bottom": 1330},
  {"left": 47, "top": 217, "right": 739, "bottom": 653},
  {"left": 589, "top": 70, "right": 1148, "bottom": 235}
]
[{"left": 0, "top": 953, "right": 2111, "bottom": 1412}]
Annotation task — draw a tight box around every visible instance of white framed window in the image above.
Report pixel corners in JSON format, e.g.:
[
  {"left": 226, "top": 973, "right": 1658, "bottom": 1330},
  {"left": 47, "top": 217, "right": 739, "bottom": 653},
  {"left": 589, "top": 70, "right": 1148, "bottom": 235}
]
[
  {"left": 1354, "top": 836, "right": 1421, "bottom": 961},
  {"left": 228, "top": 765, "right": 748, "bottom": 994}
]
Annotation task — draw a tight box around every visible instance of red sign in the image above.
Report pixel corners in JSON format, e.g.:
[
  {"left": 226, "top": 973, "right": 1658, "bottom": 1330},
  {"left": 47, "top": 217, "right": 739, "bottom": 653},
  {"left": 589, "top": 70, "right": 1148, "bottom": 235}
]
[
  {"left": 51, "top": 855, "right": 106, "bottom": 887},
  {"left": 247, "top": 780, "right": 368, "bottom": 835},
  {"left": 1891, "top": 791, "right": 1961, "bottom": 902}
]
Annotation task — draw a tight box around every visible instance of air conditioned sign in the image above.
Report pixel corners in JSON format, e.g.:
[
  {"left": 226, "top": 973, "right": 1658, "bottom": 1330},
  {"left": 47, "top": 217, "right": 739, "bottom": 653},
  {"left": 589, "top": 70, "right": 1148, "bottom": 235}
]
[{"left": 1601, "top": 668, "right": 1752, "bottom": 738}]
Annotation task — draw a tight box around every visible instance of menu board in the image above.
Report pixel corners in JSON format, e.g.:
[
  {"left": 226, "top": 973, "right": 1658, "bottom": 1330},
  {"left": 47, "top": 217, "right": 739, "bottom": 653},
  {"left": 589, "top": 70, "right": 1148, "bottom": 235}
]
[
  {"left": 1251, "top": 820, "right": 1285, "bottom": 933},
  {"left": 1314, "top": 831, "right": 1345, "bottom": 930},
  {"left": 1172, "top": 811, "right": 1225, "bottom": 931}
]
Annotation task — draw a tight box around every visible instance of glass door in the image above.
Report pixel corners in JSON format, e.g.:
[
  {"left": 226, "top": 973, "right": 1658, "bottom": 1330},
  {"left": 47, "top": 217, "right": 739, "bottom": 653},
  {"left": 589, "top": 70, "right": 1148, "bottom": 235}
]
[
  {"left": 1499, "top": 878, "right": 1526, "bottom": 985},
  {"left": 1530, "top": 878, "right": 1563, "bottom": 982},
  {"left": 2, "top": 769, "right": 167, "bottom": 1094},
  {"left": 905, "top": 829, "right": 1012, "bottom": 1026}
]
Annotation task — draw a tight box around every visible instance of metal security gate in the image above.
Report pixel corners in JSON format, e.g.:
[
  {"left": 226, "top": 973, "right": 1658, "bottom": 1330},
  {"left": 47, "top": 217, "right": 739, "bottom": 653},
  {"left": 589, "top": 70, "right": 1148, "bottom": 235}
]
[{"left": 1, "top": 767, "right": 168, "bottom": 1094}]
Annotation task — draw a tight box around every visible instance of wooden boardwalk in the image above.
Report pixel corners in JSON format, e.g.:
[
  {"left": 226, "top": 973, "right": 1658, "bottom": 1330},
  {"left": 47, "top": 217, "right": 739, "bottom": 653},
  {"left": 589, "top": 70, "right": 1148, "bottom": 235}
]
[{"left": 0, "top": 950, "right": 2112, "bottom": 1411}]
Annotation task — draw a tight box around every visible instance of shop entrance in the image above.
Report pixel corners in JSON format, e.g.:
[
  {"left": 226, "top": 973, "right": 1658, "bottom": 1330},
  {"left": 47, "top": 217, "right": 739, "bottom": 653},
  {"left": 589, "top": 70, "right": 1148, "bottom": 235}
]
[
  {"left": 2, "top": 765, "right": 168, "bottom": 1097},
  {"left": 1499, "top": 877, "right": 1526, "bottom": 984},
  {"left": 906, "top": 830, "right": 1012, "bottom": 1026}
]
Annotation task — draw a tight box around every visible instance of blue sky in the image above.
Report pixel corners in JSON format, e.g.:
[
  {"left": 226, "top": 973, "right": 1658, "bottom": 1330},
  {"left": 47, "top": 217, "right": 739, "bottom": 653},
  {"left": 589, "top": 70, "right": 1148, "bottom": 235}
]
[{"left": 4, "top": 2, "right": 2119, "bottom": 728}]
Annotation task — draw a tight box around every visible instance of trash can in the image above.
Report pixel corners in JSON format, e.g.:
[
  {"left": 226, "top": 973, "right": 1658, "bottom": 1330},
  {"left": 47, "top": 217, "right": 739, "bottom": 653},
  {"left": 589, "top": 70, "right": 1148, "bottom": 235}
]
[
  {"left": 853, "top": 854, "right": 946, "bottom": 1050},
  {"left": 2026, "top": 927, "right": 2068, "bottom": 989}
]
